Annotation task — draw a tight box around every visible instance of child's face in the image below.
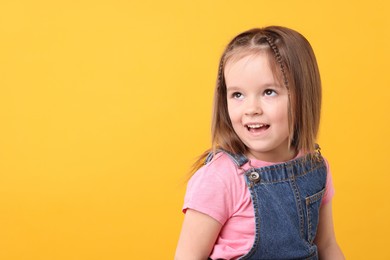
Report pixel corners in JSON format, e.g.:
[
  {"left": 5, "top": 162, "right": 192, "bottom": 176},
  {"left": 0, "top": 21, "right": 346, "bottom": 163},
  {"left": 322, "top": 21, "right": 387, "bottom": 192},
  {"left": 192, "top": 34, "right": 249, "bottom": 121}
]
[{"left": 225, "top": 53, "right": 293, "bottom": 162}]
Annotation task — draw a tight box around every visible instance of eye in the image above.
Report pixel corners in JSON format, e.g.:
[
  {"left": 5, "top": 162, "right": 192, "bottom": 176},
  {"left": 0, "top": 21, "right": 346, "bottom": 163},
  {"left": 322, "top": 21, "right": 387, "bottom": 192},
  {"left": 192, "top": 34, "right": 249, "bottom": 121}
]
[
  {"left": 232, "top": 92, "right": 244, "bottom": 99},
  {"left": 264, "top": 89, "right": 277, "bottom": 96}
]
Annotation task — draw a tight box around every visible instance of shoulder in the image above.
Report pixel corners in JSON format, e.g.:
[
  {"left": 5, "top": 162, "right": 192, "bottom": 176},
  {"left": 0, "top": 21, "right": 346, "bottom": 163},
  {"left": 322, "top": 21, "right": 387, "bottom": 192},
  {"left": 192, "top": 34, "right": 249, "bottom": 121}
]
[
  {"left": 190, "top": 152, "right": 242, "bottom": 185},
  {"left": 184, "top": 152, "right": 245, "bottom": 224},
  {"left": 320, "top": 156, "right": 335, "bottom": 204},
  {"left": 205, "top": 152, "right": 241, "bottom": 171},
  {"left": 322, "top": 157, "right": 331, "bottom": 171}
]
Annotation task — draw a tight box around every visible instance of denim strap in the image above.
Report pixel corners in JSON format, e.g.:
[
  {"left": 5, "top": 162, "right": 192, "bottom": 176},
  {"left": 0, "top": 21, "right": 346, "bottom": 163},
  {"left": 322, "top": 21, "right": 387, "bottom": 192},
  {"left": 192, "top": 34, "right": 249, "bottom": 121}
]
[{"left": 205, "top": 149, "right": 248, "bottom": 167}]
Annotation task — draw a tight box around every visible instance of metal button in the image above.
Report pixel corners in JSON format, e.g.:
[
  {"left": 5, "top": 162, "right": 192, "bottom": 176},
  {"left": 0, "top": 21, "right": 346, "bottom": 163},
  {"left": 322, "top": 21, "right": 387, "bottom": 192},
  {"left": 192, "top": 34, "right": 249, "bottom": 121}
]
[{"left": 248, "top": 171, "right": 260, "bottom": 182}]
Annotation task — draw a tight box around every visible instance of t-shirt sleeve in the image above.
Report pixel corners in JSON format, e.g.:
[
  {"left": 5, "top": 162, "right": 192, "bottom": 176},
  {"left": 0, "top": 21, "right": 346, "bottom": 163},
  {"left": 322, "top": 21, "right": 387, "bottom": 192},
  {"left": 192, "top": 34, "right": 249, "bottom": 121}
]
[
  {"left": 182, "top": 157, "right": 236, "bottom": 225},
  {"left": 322, "top": 158, "right": 335, "bottom": 205}
]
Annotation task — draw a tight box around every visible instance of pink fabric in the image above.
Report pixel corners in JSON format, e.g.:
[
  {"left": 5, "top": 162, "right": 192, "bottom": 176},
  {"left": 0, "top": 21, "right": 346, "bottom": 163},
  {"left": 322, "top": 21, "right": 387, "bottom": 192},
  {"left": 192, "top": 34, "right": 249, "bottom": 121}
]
[{"left": 183, "top": 152, "right": 335, "bottom": 260}]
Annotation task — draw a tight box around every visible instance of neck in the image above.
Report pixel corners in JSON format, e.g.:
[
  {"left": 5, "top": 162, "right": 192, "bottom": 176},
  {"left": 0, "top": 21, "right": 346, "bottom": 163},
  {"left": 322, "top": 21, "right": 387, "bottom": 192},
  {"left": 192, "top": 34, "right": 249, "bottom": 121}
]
[{"left": 247, "top": 147, "right": 297, "bottom": 163}]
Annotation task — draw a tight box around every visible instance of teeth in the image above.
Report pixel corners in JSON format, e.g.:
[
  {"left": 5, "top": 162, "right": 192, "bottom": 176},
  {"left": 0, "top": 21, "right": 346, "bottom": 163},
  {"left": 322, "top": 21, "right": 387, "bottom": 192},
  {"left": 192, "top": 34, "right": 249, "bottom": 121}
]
[{"left": 247, "top": 124, "right": 264, "bottom": 129}]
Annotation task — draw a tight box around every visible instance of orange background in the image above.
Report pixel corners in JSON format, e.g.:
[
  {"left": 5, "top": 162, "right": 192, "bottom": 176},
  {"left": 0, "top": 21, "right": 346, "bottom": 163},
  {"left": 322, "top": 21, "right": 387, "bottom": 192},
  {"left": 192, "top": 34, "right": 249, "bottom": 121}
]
[{"left": 0, "top": 0, "right": 389, "bottom": 259}]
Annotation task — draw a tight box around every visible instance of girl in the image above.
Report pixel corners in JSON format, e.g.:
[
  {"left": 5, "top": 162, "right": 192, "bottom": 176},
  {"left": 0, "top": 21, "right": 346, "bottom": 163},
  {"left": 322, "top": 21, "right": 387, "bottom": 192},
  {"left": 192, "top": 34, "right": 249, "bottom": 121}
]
[{"left": 175, "top": 26, "right": 344, "bottom": 260}]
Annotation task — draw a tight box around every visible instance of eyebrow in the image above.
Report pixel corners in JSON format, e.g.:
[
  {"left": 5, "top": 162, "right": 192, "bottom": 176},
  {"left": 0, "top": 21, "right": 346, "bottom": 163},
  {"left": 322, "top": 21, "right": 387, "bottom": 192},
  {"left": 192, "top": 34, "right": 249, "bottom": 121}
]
[
  {"left": 226, "top": 83, "right": 283, "bottom": 91},
  {"left": 225, "top": 86, "right": 242, "bottom": 92}
]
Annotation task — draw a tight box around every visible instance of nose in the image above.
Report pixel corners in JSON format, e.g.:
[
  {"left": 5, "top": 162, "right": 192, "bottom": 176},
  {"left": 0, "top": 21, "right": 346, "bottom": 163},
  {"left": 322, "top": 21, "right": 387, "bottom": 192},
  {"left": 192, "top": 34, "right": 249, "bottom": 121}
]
[{"left": 244, "top": 97, "right": 262, "bottom": 116}]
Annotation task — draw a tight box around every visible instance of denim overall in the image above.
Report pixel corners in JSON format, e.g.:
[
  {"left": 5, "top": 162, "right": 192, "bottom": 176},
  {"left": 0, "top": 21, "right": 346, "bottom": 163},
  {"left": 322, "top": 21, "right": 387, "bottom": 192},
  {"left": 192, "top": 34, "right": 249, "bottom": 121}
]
[{"left": 207, "top": 147, "right": 327, "bottom": 260}]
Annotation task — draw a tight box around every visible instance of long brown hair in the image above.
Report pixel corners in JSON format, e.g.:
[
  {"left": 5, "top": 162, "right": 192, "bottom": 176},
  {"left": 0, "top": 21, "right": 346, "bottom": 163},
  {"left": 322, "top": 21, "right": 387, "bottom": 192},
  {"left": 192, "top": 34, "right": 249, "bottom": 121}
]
[{"left": 191, "top": 26, "right": 322, "bottom": 174}]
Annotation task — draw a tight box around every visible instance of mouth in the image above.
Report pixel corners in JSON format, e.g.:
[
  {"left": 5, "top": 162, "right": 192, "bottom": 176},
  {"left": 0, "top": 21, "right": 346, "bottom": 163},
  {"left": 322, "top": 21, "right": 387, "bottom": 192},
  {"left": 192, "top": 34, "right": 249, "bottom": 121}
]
[{"left": 245, "top": 123, "right": 270, "bottom": 132}]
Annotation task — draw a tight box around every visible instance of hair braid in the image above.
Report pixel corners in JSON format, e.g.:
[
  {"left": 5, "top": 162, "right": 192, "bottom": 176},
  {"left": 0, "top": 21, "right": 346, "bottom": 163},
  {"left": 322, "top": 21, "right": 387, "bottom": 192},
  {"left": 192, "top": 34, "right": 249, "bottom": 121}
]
[
  {"left": 264, "top": 36, "right": 289, "bottom": 89},
  {"left": 265, "top": 35, "right": 295, "bottom": 148}
]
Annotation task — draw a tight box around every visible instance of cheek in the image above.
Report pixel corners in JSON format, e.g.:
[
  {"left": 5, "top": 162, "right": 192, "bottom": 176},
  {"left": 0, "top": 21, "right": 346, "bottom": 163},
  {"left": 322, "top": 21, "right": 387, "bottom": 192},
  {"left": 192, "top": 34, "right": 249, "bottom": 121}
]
[
  {"left": 227, "top": 102, "right": 234, "bottom": 119},
  {"left": 269, "top": 102, "right": 289, "bottom": 127},
  {"left": 278, "top": 107, "right": 289, "bottom": 120},
  {"left": 227, "top": 106, "right": 240, "bottom": 123},
  {"left": 273, "top": 99, "right": 289, "bottom": 118},
  {"left": 277, "top": 108, "right": 290, "bottom": 133}
]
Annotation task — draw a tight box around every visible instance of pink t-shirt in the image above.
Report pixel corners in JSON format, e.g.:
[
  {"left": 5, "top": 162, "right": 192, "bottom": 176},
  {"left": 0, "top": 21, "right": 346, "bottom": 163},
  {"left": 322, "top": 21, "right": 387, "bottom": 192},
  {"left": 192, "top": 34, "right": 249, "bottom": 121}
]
[{"left": 183, "top": 152, "right": 335, "bottom": 260}]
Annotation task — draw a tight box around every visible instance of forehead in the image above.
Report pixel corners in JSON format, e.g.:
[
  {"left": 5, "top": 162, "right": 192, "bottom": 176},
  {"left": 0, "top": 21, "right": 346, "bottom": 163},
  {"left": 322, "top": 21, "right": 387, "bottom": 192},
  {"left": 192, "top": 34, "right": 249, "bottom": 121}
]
[
  {"left": 224, "top": 54, "right": 277, "bottom": 85},
  {"left": 224, "top": 52, "right": 285, "bottom": 88},
  {"left": 225, "top": 51, "right": 269, "bottom": 68}
]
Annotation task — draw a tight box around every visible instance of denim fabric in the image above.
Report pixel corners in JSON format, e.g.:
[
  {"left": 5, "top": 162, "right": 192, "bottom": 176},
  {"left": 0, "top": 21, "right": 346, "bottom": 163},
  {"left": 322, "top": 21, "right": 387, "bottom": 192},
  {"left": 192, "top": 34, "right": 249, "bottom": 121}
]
[{"left": 210, "top": 148, "right": 327, "bottom": 260}]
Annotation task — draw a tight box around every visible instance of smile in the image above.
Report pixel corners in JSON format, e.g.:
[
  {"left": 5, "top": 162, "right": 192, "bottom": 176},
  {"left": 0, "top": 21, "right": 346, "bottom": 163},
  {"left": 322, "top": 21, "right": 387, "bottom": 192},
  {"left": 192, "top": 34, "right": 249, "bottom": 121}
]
[{"left": 246, "top": 123, "right": 270, "bottom": 131}]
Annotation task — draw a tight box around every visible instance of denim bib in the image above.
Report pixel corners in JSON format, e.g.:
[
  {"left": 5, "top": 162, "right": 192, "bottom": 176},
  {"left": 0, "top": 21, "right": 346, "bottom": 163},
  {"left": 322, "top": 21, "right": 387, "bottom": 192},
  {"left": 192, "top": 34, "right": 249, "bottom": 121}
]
[{"left": 207, "top": 147, "right": 327, "bottom": 260}]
